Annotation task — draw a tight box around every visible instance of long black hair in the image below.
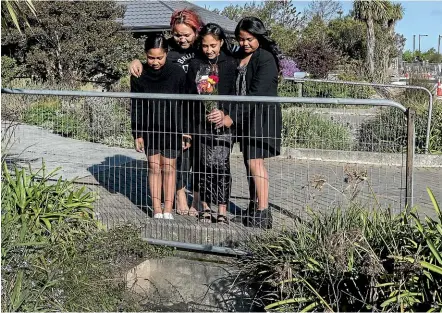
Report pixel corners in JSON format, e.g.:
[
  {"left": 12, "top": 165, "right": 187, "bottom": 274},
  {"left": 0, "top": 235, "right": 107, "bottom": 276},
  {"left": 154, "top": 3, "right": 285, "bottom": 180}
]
[
  {"left": 235, "top": 17, "right": 282, "bottom": 70},
  {"left": 144, "top": 34, "right": 169, "bottom": 52},
  {"left": 197, "top": 23, "right": 232, "bottom": 56}
]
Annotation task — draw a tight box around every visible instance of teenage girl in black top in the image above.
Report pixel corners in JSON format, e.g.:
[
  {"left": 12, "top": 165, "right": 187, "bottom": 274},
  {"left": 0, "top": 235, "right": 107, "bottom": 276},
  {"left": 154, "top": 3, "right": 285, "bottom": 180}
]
[
  {"left": 186, "top": 23, "right": 237, "bottom": 224},
  {"left": 130, "top": 9, "right": 204, "bottom": 217},
  {"left": 130, "top": 34, "right": 187, "bottom": 220},
  {"left": 233, "top": 17, "right": 283, "bottom": 229}
]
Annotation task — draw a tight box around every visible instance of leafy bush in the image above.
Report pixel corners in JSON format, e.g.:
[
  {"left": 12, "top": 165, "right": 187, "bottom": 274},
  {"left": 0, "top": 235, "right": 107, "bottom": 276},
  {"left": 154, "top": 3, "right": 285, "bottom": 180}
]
[
  {"left": 357, "top": 107, "right": 407, "bottom": 153},
  {"left": 18, "top": 89, "right": 133, "bottom": 148},
  {"left": 233, "top": 189, "right": 442, "bottom": 312},
  {"left": 357, "top": 79, "right": 442, "bottom": 153},
  {"left": 291, "top": 38, "right": 341, "bottom": 79},
  {"left": 282, "top": 108, "right": 352, "bottom": 150},
  {"left": 22, "top": 97, "right": 61, "bottom": 126},
  {"left": 1, "top": 163, "right": 170, "bottom": 311},
  {"left": 1, "top": 56, "right": 23, "bottom": 86}
]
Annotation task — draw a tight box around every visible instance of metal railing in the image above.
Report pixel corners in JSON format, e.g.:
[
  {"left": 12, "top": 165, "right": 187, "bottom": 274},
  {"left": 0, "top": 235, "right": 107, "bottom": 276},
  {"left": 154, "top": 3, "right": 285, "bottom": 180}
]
[
  {"left": 1, "top": 88, "right": 414, "bottom": 254},
  {"left": 282, "top": 77, "right": 433, "bottom": 154}
]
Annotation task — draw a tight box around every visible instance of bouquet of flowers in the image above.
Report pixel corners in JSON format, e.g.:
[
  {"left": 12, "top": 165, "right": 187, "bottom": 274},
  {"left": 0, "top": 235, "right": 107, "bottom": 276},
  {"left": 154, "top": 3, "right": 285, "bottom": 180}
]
[{"left": 196, "top": 65, "right": 220, "bottom": 112}]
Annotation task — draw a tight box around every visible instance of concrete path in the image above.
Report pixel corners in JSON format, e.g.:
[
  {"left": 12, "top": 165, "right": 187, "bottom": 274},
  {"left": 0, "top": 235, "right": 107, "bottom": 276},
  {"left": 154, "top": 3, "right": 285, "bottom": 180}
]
[{"left": 5, "top": 123, "right": 442, "bottom": 246}]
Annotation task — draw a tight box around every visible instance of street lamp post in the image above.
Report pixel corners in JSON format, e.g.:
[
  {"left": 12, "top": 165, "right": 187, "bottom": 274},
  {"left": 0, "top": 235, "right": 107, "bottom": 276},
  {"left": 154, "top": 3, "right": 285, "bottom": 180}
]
[
  {"left": 413, "top": 34, "right": 416, "bottom": 53},
  {"left": 419, "top": 34, "right": 428, "bottom": 53}
]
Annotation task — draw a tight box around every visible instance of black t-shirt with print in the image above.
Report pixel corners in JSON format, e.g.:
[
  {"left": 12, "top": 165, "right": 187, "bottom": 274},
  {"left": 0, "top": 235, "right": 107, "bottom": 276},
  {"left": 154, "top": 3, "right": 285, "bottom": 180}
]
[{"left": 166, "top": 38, "right": 196, "bottom": 73}]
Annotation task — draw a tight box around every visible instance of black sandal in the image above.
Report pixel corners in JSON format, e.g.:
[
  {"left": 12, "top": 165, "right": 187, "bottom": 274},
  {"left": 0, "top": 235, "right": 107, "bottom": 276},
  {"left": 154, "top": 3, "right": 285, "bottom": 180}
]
[
  {"left": 199, "top": 209, "right": 212, "bottom": 223},
  {"left": 217, "top": 214, "right": 229, "bottom": 224}
]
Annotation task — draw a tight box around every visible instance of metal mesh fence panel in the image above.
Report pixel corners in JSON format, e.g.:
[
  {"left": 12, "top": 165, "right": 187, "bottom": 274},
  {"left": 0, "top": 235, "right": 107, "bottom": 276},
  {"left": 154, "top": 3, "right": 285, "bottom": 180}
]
[{"left": 2, "top": 89, "right": 419, "bottom": 248}]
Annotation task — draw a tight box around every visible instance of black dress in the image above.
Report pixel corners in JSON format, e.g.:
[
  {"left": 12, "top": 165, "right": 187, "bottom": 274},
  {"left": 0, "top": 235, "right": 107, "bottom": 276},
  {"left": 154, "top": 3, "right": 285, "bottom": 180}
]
[
  {"left": 186, "top": 51, "right": 237, "bottom": 205},
  {"left": 233, "top": 48, "right": 282, "bottom": 160},
  {"left": 130, "top": 61, "right": 186, "bottom": 158}
]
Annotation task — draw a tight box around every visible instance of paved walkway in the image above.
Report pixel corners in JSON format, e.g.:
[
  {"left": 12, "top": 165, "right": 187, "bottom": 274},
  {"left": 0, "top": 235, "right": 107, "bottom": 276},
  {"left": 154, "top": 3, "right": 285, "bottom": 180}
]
[{"left": 6, "top": 123, "right": 442, "bottom": 246}]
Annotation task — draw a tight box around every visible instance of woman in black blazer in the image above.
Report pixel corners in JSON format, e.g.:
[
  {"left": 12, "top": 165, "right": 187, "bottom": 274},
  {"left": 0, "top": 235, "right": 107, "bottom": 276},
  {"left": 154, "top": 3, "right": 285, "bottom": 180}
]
[
  {"left": 232, "top": 17, "right": 283, "bottom": 229},
  {"left": 186, "top": 23, "right": 237, "bottom": 224}
]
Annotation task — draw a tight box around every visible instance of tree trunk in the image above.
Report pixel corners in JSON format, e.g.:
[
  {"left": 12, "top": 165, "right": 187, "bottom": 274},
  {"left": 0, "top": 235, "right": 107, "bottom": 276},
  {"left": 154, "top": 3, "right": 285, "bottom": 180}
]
[
  {"left": 381, "top": 23, "right": 395, "bottom": 83},
  {"left": 54, "top": 32, "right": 64, "bottom": 79},
  {"left": 366, "top": 14, "right": 375, "bottom": 80}
]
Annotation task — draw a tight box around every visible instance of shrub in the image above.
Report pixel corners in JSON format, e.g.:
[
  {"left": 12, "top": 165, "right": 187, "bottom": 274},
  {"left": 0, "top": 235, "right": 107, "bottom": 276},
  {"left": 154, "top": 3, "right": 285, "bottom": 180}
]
[
  {"left": 278, "top": 80, "right": 376, "bottom": 100},
  {"left": 1, "top": 56, "right": 23, "bottom": 86},
  {"left": 357, "top": 84, "right": 442, "bottom": 153},
  {"left": 1, "top": 163, "right": 171, "bottom": 311},
  {"left": 282, "top": 108, "right": 352, "bottom": 150},
  {"left": 290, "top": 37, "right": 340, "bottom": 79},
  {"left": 83, "top": 97, "right": 132, "bottom": 147},
  {"left": 232, "top": 189, "right": 442, "bottom": 312},
  {"left": 357, "top": 107, "right": 407, "bottom": 153},
  {"left": 23, "top": 97, "right": 61, "bottom": 126},
  {"left": 18, "top": 90, "right": 133, "bottom": 148}
]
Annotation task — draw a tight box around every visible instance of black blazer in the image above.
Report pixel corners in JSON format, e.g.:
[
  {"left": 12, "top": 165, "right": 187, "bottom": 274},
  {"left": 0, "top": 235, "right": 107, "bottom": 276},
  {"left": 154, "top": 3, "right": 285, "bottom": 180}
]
[
  {"left": 234, "top": 48, "right": 282, "bottom": 155},
  {"left": 186, "top": 51, "right": 237, "bottom": 136}
]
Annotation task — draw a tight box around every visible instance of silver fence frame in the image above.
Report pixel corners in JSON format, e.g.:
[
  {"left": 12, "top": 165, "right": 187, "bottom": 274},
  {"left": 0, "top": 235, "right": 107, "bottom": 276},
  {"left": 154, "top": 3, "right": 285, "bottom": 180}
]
[
  {"left": 284, "top": 77, "right": 432, "bottom": 154},
  {"left": 1, "top": 88, "right": 415, "bottom": 255}
]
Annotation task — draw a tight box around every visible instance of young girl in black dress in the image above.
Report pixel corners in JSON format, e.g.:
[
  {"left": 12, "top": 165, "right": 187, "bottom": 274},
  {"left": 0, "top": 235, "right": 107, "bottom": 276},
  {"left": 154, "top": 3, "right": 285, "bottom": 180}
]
[
  {"left": 130, "top": 34, "right": 187, "bottom": 220},
  {"left": 186, "top": 23, "right": 237, "bottom": 223}
]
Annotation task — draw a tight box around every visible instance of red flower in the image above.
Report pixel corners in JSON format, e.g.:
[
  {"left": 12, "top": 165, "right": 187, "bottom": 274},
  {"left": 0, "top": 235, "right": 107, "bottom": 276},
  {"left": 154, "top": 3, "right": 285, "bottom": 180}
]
[{"left": 209, "top": 75, "right": 219, "bottom": 84}]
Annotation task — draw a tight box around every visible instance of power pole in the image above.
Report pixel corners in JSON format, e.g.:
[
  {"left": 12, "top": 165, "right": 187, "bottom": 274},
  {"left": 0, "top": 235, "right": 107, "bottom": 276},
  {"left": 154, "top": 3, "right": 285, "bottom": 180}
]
[
  {"left": 439, "top": 35, "right": 442, "bottom": 55},
  {"left": 413, "top": 35, "right": 416, "bottom": 53}
]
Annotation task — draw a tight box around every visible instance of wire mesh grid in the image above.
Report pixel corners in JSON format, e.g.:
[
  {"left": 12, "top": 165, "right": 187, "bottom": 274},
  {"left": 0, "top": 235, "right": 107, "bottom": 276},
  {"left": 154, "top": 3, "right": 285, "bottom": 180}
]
[{"left": 2, "top": 91, "right": 411, "bottom": 247}]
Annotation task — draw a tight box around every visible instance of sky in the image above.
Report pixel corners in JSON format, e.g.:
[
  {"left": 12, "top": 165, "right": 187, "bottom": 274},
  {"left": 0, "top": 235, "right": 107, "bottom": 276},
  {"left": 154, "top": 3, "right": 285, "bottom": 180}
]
[{"left": 192, "top": 0, "right": 442, "bottom": 53}]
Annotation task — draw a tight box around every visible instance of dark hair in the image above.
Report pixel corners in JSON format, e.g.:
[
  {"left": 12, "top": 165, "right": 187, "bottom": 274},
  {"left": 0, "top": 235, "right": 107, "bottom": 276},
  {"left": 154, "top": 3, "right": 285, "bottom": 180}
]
[
  {"left": 144, "top": 34, "right": 168, "bottom": 52},
  {"left": 235, "top": 17, "right": 282, "bottom": 70},
  {"left": 197, "top": 23, "right": 232, "bottom": 56}
]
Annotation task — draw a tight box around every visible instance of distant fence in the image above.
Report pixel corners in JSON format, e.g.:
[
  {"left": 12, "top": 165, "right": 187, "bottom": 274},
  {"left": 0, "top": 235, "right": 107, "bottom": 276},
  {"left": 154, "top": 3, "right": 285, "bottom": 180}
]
[
  {"left": 281, "top": 78, "right": 433, "bottom": 154},
  {"left": 1, "top": 88, "right": 414, "bottom": 253},
  {"left": 399, "top": 62, "right": 442, "bottom": 77}
]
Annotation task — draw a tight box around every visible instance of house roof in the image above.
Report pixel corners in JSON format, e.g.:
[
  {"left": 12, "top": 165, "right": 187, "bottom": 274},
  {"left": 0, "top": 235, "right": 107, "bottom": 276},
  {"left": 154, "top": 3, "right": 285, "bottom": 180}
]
[{"left": 120, "top": 0, "right": 237, "bottom": 33}]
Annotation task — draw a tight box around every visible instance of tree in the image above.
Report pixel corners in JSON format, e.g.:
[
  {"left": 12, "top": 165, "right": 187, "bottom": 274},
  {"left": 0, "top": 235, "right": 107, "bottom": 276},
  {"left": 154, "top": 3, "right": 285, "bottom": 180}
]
[
  {"left": 1, "top": 1, "right": 140, "bottom": 86},
  {"left": 213, "top": 1, "right": 304, "bottom": 54},
  {"left": 291, "top": 15, "right": 340, "bottom": 79},
  {"left": 291, "top": 38, "right": 340, "bottom": 78},
  {"left": 380, "top": 3, "right": 403, "bottom": 80},
  {"left": 328, "top": 16, "right": 366, "bottom": 61},
  {"left": 353, "top": 0, "right": 391, "bottom": 80},
  {"left": 303, "top": 0, "right": 343, "bottom": 23},
  {"left": 1, "top": 0, "right": 36, "bottom": 33},
  {"left": 402, "top": 50, "right": 414, "bottom": 62}
]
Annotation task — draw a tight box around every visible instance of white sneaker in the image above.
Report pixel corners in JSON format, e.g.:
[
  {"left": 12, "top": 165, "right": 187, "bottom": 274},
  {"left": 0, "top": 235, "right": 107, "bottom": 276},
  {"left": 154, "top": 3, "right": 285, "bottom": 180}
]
[
  {"left": 153, "top": 213, "right": 164, "bottom": 219},
  {"left": 163, "top": 212, "right": 174, "bottom": 220}
]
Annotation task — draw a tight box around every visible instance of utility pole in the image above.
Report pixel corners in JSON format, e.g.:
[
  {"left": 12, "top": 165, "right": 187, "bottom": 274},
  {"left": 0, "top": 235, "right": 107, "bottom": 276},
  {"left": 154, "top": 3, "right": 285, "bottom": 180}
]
[
  {"left": 438, "top": 35, "right": 442, "bottom": 55},
  {"left": 419, "top": 34, "right": 428, "bottom": 53},
  {"left": 413, "top": 35, "right": 416, "bottom": 53}
]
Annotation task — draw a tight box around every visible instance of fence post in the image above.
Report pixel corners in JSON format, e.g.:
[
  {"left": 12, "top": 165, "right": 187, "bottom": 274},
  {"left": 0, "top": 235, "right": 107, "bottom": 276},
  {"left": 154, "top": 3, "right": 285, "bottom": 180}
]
[
  {"left": 424, "top": 91, "right": 433, "bottom": 154},
  {"left": 296, "top": 82, "right": 303, "bottom": 97},
  {"left": 405, "top": 108, "right": 415, "bottom": 212}
]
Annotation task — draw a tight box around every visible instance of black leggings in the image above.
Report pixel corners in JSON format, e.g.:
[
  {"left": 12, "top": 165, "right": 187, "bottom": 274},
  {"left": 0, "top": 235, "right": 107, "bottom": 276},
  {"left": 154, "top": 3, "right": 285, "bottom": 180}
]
[{"left": 193, "top": 137, "right": 232, "bottom": 205}]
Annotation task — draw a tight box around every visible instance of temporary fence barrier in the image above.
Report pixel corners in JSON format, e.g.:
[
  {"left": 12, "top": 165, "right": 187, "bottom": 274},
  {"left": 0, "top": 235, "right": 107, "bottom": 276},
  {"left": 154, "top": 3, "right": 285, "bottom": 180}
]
[
  {"left": 281, "top": 77, "right": 433, "bottom": 154},
  {"left": 1, "top": 88, "right": 414, "bottom": 254}
]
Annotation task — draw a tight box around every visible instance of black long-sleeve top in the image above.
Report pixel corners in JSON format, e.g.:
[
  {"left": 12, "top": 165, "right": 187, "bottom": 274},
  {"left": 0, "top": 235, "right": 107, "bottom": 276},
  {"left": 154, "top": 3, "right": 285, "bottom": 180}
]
[{"left": 130, "top": 61, "right": 186, "bottom": 149}]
